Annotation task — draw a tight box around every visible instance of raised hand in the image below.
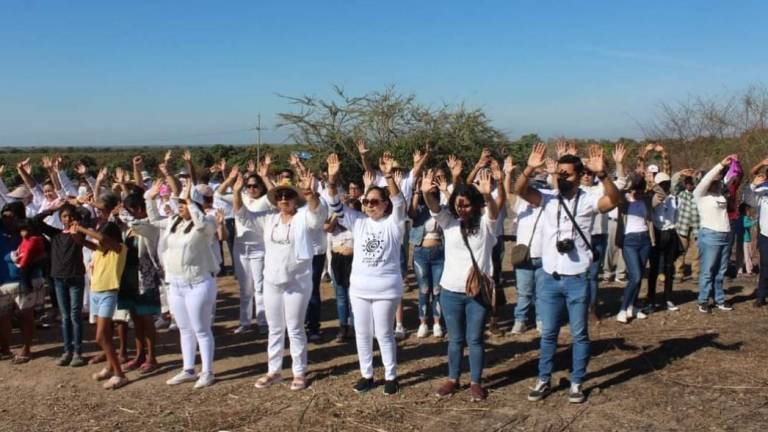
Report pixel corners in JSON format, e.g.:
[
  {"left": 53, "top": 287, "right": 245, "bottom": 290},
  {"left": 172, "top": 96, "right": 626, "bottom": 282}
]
[
  {"left": 612, "top": 142, "right": 626, "bottom": 165},
  {"left": 527, "top": 143, "right": 547, "bottom": 169},
  {"left": 566, "top": 141, "right": 578, "bottom": 156},
  {"left": 490, "top": 159, "right": 503, "bottom": 181},
  {"left": 720, "top": 155, "right": 734, "bottom": 166},
  {"left": 163, "top": 150, "right": 172, "bottom": 163},
  {"left": 41, "top": 156, "right": 53, "bottom": 170},
  {"left": 753, "top": 174, "right": 767, "bottom": 185},
  {"left": 233, "top": 173, "right": 244, "bottom": 193},
  {"left": 114, "top": 167, "right": 125, "bottom": 183},
  {"left": 356, "top": 138, "right": 369, "bottom": 155},
  {"left": 74, "top": 162, "right": 87, "bottom": 176},
  {"left": 420, "top": 169, "right": 436, "bottom": 193},
  {"left": 447, "top": 155, "right": 463, "bottom": 178},
  {"left": 0, "top": 165, "right": 4, "bottom": 176},
  {"left": 257, "top": 161, "right": 269, "bottom": 179},
  {"left": 436, "top": 173, "right": 449, "bottom": 193},
  {"left": 182, "top": 149, "right": 193, "bottom": 162},
  {"left": 476, "top": 169, "right": 493, "bottom": 195},
  {"left": 298, "top": 170, "right": 315, "bottom": 191},
  {"left": 16, "top": 158, "right": 31, "bottom": 173},
  {"left": 227, "top": 165, "right": 240, "bottom": 181},
  {"left": 148, "top": 178, "right": 163, "bottom": 199},
  {"left": 476, "top": 148, "right": 491, "bottom": 167},
  {"left": 585, "top": 144, "right": 605, "bottom": 174},
  {"left": 392, "top": 169, "right": 404, "bottom": 186},
  {"left": 380, "top": 152, "right": 395, "bottom": 175},
  {"left": 263, "top": 153, "right": 272, "bottom": 166},
  {"left": 288, "top": 153, "right": 300, "bottom": 167},
  {"left": 247, "top": 159, "right": 256, "bottom": 173},
  {"left": 133, "top": 155, "right": 143, "bottom": 167},
  {"left": 52, "top": 155, "right": 62, "bottom": 171},
  {"left": 96, "top": 167, "right": 108, "bottom": 183},
  {"left": 545, "top": 158, "right": 557, "bottom": 175},
  {"left": 413, "top": 148, "right": 427, "bottom": 166},
  {"left": 503, "top": 155, "right": 516, "bottom": 175},
  {"left": 326, "top": 153, "right": 340, "bottom": 181},
  {"left": 680, "top": 168, "right": 696, "bottom": 177},
  {"left": 363, "top": 170, "right": 374, "bottom": 190}
]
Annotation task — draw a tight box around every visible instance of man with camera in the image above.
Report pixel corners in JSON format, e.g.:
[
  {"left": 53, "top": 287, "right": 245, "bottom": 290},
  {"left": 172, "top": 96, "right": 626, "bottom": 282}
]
[{"left": 515, "top": 143, "right": 621, "bottom": 404}]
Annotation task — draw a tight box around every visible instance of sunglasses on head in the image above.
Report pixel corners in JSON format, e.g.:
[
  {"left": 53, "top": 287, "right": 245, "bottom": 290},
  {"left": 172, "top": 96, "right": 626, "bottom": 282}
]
[
  {"left": 276, "top": 191, "right": 297, "bottom": 201},
  {"left": 362, "top": 198, "right": 383, "bottom": 207}
]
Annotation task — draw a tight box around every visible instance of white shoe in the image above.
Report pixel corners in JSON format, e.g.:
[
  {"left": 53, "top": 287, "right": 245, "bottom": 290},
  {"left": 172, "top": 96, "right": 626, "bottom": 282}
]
[
  {"left": 433, "top": 323, "right": 443, "bottom": 338},
  {"left": 416, "top": 323, "right": 429, "bottom": 338},
  {"left": 626, "top": 306, "right": 634, "bottom": 319},
  {"left": 154, "top": 316, "right": 170, "bottom": 329},
  {"left": 166, "top": 370, "right": 197, "bottom": 386},
  {"left": 635, "top": 309, "right": 648, "bottom": 320},
  {"left": 194, "top": 372, "right": 216, "bottom": 389},
  {"left": 666, "top": 301, "right": 680, "bottom": 311},
  {"left": 232, "top": 325, "right": 251, "bottom": 334},
  {"left": 168, "top": 322, "right": 178, "bottom": 331},
  {"left": 511, "top": 321, "right": 527, "bottom": 334},
  {"left": 616, "top": 310, "right": 628, "bottom": 324},
  {"left": 536, "top": 321, "right": 543, "bottom": 334},
  {"left": 394, "top": 324, "right": 406, "bottom": 340}
]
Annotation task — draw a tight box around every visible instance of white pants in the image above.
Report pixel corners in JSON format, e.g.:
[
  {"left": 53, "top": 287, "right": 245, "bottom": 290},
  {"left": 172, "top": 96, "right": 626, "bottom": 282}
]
[
  {"left": 169, "top": 276, "right": 218, "bottom": 373},
  {"left": 264, "top": 276, "right": 312, "bottom": 376},
  {"left": 350, "top": 295, "right": 400, "bottom": 381},
  {"left": 234, "top": 244, "right": 267, "bottom": 327}
]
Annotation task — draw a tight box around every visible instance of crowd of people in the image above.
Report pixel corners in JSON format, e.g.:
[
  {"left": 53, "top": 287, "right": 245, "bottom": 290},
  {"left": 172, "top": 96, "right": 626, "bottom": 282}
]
[{"left": 0, "top": 141, "right": 765, "bottom": 403}]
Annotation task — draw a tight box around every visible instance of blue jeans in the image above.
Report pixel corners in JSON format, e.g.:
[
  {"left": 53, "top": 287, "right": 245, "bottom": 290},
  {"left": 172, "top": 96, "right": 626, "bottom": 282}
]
[
  {"left": 441, "top": 289, "right": 488, "bottom": 383},
  {"left": 757, "top": 235, "right": 768, "bottom": 300},
  {"left": 514, "top": 257, "right": 542, "bottom": 324},
  {"left": 330, "top": 253, "right": 353, "bottom": 327},
  {"left": 537, "top": 271, "right": 590, "bottom": 385},
  {"left": 413, "top": 245, "right": 444, "bottom": 322},
  {"left": 621, "top": 232, "right": 651, "bottom": 311},
  {"left": 588, "top": 234, "right": 607, "bottom": 306},
  {"left": 54, "top": 277, "right": 85, "bottom": 354},
  {"left": 306, "top": 254, "right": 326, "bottom": 333},
  {"left": 698, "top": 228, "right": 729, "bottom": 305}
]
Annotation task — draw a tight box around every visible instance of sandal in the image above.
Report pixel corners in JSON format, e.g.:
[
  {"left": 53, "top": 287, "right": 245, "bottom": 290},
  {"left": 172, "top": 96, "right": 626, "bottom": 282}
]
[
  {"left": 254, "top": 374, "right": 283, "bottom": 389},
  {"left": 138, "top": 362, "right": 159, "bottom": 375},
  {"left": 102, "top": 375, "right": 129, "bottom": 390},
  {"left": 92, "top": 368, "right": 113, "bottom": 381},
  {"left": 11, "top": 354, "right": 31, "bottom": 364},
  {"left": 123, "top": 357, "right": 145, "bottom": 372},
  {"left": 88, "top": 353, "right": 106, "bottom": 365},
  {"left": 290, "top": 375, "right": 308, "bottom": 391}
]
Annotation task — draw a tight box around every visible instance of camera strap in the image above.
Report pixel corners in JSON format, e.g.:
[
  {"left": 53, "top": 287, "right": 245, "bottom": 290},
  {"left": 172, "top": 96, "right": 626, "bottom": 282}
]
[{"left": 557, "top": 191, "right": 595, "bottom": 262}]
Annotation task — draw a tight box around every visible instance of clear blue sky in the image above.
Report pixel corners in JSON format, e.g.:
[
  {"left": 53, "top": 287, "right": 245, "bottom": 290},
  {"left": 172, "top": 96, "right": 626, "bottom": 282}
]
[{"left": 1, "top": 0, "right": 766, "bottom": 147}]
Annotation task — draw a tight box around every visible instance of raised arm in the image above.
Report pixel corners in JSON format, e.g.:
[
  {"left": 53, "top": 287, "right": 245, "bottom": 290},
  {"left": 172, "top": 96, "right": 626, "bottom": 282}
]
[
  {"left": 447, "top": 155, "right": 464, "bottom": 188},
  {"left": 490, "top": 158, "right": 506, "bottom": 211},
  {"left": 183, "top": 149, "right": 198, "bottom": 185},
  {"left": 694, "top": 156, "right": 731, "bottom": 198},
  {"left": 503, "top": 155, "right": 518, "bottom": 209},
  {"left": 466, "top": 148, "right": 491, "bottom": 185},
  {"left": 419, "top": 169, "right": 442, "bottom": 214},
  {"left": 476, "top": 169, "right": 499, "bottom": 220},
  {"left": 325, "top": 153, "right": 341, "bottom": 199},
  {"left": 356, "top": 138, "right": 373, "bottom": 175},
  {"left": 72, "top": 222, "right": 121, "bottom": 253},
  {"left": 751, "top": 158, "right": 768, "bottom": 176},
  {"left": 217, "top": 165, "right": 239, "bottom": 197},
  {"left": 257, "top": 153, "right": 274, "bottom": 191},
  {"left": 380, "top": 152, "right": 402, "bottom": 199},
  {"left": 515, "top": 143, "right": 546, "bottom": 207},
  {"left": 16, "top": 158, "right": 37, "bottom": 191},
  {"left": 411, "top": 142, "right": 431, "bottom": 180},
  {"left": 585, "top": 144, "right": 621, "bottom": 213}
]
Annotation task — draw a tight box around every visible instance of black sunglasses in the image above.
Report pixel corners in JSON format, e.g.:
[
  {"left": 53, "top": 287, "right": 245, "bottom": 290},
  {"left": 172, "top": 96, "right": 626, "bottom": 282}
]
[
  {"left": 246, "top": 184, "right": 261, "bottom": 189},
  {"left": 276, "top": 191, "right": 297, "bottom": 201}
]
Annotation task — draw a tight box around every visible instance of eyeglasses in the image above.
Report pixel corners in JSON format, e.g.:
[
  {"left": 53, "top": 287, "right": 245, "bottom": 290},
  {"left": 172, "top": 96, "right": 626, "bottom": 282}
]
[
  {"left": 246, "top": 184, "right": 260, "bottom": 189},
  {"left": 362, "top": 198, "right": 383, "bottom": 207},
  {"left": 581, "top": 171, "right": 593, "bottom": 177},
  {"left": 455, "top": 203, "right": 472, "bottom": 209},
  {"left": 276, "top": 192, "right": 297, "bottom": 201}
]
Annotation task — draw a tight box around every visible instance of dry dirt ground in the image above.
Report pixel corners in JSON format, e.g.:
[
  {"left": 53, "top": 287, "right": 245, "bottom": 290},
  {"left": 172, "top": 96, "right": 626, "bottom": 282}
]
[{"left": 1, "top": 267, "right": 768, "bottom": 432}]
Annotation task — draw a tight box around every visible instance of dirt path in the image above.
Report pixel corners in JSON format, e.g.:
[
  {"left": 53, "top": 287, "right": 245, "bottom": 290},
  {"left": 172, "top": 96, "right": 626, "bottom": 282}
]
[{"left": 1, "top": 273, "right": 767, "bottom": 431}]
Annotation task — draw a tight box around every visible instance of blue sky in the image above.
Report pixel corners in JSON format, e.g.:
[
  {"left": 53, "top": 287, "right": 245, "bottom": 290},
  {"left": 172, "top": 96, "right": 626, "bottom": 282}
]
[{"left": 1, "top": 0, "right": 766, "bottom": 147}]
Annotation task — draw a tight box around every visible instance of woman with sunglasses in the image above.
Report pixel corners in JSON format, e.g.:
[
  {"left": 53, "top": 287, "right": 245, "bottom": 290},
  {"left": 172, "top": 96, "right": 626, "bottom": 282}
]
[
  {"left": 233, "top": 168, "right": 327, "bottom": 391},
  {"left": 325, "top": 152, "right": 405, "bottom": 396},
  {"left": 216, "top": 165, "right": 273, "bottom": 334},
  {"left": 420, "top": 167, "right": 502, "bottom": 401},
  {"left": 147, "top": 180, "right": 220, "bottom": 389}
]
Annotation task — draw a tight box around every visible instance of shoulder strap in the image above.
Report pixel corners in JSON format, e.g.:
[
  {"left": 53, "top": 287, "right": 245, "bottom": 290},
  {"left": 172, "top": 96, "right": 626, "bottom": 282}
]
[
  {"left": 527, "top": 207, "right": 544, "bottom": 249},
  {"left": 557, "top": 192, "right": 595, "bottom": 260},
  {"left": 460, "top": 226, "right": 483, "bottom": 275}
]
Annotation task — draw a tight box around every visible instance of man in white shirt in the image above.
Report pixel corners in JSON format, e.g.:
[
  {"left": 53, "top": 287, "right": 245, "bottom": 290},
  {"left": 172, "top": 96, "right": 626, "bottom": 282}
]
[
  {"left": 515, "top": 143, "right": 621, "bottom": 404},
  {"left": 750, "top": 172, "right": 768, "bottom": 306}
]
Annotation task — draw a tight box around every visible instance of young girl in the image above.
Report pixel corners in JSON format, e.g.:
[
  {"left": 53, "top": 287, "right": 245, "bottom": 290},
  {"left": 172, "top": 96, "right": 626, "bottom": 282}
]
[
  {"left": 76, "top": 221, "right": 130, "bottom": 390},
  {"left": 740, "top": 203, "right": 756, "bottom": 275},
  {"left": 12, "top": 220, "right": 45, "bottom": 297}
]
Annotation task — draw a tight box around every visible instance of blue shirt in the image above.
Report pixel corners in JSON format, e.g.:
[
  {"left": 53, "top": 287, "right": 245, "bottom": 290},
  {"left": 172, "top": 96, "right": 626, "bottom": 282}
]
[{"left": 0, "top": 227, "right": 21, "bottom": 284}]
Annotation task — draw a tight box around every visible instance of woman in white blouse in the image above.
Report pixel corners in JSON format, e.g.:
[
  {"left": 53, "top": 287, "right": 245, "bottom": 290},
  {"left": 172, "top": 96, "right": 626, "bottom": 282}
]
[
  {"left": 147, "top": 180, "right": 220, "bottom": 389},
  {"left": 325, "top": 153, "right": 404, "bottom": 396},
  {"left": 234, "top": 169, "right": 327, "bottom": 391}
]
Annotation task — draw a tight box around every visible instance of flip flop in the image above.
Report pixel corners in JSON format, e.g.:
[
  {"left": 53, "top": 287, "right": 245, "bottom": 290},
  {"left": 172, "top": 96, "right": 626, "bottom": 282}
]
[
  {"left": 123, "top": 358, "right": 145, "bottom": 372},
  {"left": 89, "top": 354, "right": 106, "bottom": 365},
  {"left": 138, "top": 362, "right": 159, "bottom": 375},
  {"left": 102, "top": 375, "right": 129, "bottom": 390},
  {"left": 11, "top": 354, "right": 31, "bottom": 364}
]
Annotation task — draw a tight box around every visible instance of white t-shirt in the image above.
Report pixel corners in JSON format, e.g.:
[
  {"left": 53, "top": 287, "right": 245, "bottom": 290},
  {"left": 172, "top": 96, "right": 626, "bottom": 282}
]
[
  {"left": 625, "top": 200, "right": 648, "bottom": 234},
  {"left": 336, "top": 194, "right": 406, "bottom": 300},
  {"left": 693, "top": 163, "right": 730, "bottom": 233},
  {"left": 233, "top": 194, "right": 272, "bottom": 258},
  {"left": 652, "top": 195, "right": 678, "bottom": 231},
  {"left": 515, "top": 196, "right": 545, "bottom": 259},
  {"left": 213, "top": 190, "right": 235, "bottom": 219},
  {"left": 540, "top": 189, "right": 601, "bottom": 276},
  {"left": 434, "top": 208, "right": 498, "bottom": 293},
  {"left": 751, "top": 183, "right": 768, "bottom": 237},
  {"left": 582, "top": 184, "right": 607, "bottom": 235}
]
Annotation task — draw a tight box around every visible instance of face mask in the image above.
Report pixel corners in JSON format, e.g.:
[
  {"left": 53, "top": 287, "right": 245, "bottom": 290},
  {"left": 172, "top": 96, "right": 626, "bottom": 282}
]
[
  {"left": 559, "top": 179, "right": 575, "bottom": 193},
  {"left": 78, "top": 186, "right": 88, "bottom": 197}
]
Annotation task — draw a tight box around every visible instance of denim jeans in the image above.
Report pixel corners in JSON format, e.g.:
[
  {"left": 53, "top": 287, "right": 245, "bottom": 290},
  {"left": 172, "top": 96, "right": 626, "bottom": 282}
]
[
  {"left": 648, "top": 228, "right": 676, "bottom": 305},
  {"left": 330, "top": 253, "right": 354, "bottom": 327},
  {"left": 537, "top": 271, "right": 590, "bottom": 385},
  {"left": 413, "top": 245, "right": 444, "bottom": 321},
  {"left": 588, "top": 234, "right": 608, "bottom": 306},
  {"left": 621, "top": 232, "right": 651, "bottom": 311},
  {"left": 53, "top": 276, "right": 85, "bottom": 354},
  {"left": 757, "top": 235, "right": 768, "bottom": 300},
  {"left": 441, "top": 289, "right": 488, "bottom": 383},
  {"left": 514, "top": 257, "right": 542, "bottom": 324},
  {"left": 305, "top": 254, "right": 327, "bottom": 333},
  {"left": 698, "top": 228, "right": 729, "bottom": 305}
]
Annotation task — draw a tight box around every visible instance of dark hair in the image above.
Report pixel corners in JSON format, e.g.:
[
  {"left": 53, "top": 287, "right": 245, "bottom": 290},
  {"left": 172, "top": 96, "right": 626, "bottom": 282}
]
[
  {"left": 246, "top": 173, "right": 267, "bottom": 195},
  {"left": 739, "top": 202, "right": 751, "bottom": 215},
  {"left": 100, "top": 222, "right": 123, "bottom": 243},
  {"left": 682, "top": 176, "right": 695, "bottom": 186},
  {"left": 58, "top": 203, "right": 81, "bottom": 222},
  {"left": 98, "top": 193, "right": 120, "bottom": 211},
  {"left": 16, "top": 218, "right": 38, "bottom": 235},
  {"left": 626, "top": 172, "right": 647, "bottom": 192},
  {"left": 1, "top": 201, "right": 26, "bottom": 220},
  {"left": 448, "top": 184, "right": 485, "bottom": 235},
  {"left": 557, "top": 154, "right": 585, "bottom": 175},
  {"left": 365, "top": 186, "right": 392, "bottom": 216},
  {"left": 277, "top": 169, "right": 294, "bottom": 180},
  {"left": 122, "top": 193, "right": 146, "bottom": 213}
]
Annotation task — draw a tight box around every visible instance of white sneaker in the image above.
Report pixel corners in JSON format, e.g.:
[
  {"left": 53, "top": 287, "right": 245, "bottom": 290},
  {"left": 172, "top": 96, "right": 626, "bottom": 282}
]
[
  {"left": 511, "top": 321, "right": 527, "bottom": 334},
  {"left": 166, "top": 370, "right": 197, "bottom": 386},
  {"left": 635, "top": 309, "right": 648, "bottom": 320},
  {"left": 666, "top": 301, "right": 680, "bottom": 311},
  {"left": 194, "top": 372, "right": 216, "bottom": 389},
  {"left": 168, "top": 322, "right": 178, "bottom": 331},
  {"left": 626, "top": 306, "right": 634, "bottom": 319},
  {"left": 154, "top": 316, "right": 170, "bottom": 329},
  {"left": 536, "top": 321, "right": 543, "bottom": 334},
  {"left": 233, "top": 325, "right": 251, "bottom": 334},
  {"left": 416, "top": 323, "right": 429, "bottom": 338},
  {"left": 616, "top": 310, "right": 628, "bottom": 324},
  {"left": 433, "top": 323, "right": 443, "bottom": 338},
  {"left": 394, "top": 324, "right": 406, "bottom": 340}
]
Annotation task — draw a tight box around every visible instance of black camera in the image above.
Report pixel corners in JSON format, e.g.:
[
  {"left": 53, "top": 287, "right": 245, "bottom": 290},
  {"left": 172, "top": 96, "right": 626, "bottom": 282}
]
[{"left": 556, "top": 239, "right": 575, "bottom": 253}]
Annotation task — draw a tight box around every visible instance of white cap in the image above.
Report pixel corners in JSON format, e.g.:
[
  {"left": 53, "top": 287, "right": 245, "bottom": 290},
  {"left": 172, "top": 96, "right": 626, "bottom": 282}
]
[
  {"left": 654, "top": 172, "right": 671, "bottom": 184},
  {"left": 648, "top": 164, "right": 659, "bottom": 174}
]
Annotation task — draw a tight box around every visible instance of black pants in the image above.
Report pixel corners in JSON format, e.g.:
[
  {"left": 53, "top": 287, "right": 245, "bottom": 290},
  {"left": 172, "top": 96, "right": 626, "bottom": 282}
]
[
  {"left": 305, "top": 254, "right": 327, "bottom": 333},
  {"left": 757, "top": 234, "right": 768, "bottom": 300},
  {"left": 648, "top": 228, "right": 676, "bottom": 305}
]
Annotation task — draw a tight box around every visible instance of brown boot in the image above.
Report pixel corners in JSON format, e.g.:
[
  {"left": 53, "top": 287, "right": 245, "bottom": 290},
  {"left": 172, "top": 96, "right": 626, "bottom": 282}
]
[{"left": 488, "top": 316, "right": 504, "bottom": 336}]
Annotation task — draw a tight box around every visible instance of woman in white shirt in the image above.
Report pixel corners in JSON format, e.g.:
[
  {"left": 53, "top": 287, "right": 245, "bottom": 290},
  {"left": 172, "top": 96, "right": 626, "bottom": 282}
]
[
  {"left": 646, "top": 172, "right": 681, "bottom": 312},
  {"left": 148, "top": 181, "right": 220, "bottom": 389},
  {"left": 234, "top": 170, "right": 327, "bottom": 391},
  {"left": 694, "top": 156, "right": 736, "bottom": 312},
  {"left": 325, "top": 153, "right": 404, "bottom": 396},
  {"left": 420, "top": 168, "right": 501, "bottom": 402}
]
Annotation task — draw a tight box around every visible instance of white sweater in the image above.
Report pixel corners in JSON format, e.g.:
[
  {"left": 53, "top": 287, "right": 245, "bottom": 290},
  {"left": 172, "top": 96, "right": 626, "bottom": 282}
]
[{"left": 693, "top": 163, "right": 730, "bottom": 233}]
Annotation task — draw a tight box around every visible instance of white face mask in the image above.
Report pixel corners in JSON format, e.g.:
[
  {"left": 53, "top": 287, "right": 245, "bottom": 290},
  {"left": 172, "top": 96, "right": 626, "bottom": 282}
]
[{"left": 78, "top": 186, "right": 88, "bottom": 197}]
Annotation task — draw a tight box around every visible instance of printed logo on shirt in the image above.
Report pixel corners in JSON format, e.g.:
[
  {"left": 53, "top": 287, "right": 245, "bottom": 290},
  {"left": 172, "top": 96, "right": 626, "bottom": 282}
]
[{"left": 361, "top": 230, "right": 386, "bottom": 266}]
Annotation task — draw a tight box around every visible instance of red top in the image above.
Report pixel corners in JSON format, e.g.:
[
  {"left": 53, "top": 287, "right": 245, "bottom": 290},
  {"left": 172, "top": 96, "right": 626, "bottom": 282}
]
[
  {"left": 17, "top": 236, "right": 45, "bottom": 268},
  {"left": 726, "top": 180, "right": 741, "bottom": 221}
]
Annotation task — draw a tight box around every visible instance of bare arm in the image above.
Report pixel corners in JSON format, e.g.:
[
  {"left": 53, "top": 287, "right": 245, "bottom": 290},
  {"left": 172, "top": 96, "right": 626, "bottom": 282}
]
[
  {"left": 514, "top": 143, "right": 546, "bottom": 207},
  {"left": 183, "top": 149, "right": 198, "bottom": 185},
  {"left": 16, "top": 159, "right": 37, "bottom": 190},
  {"left": 419, "top": 169, "right": 442, "bottom": 214},
  {"left": 356, "top": 138, "right": 373, "bottom": 174},
  {"left": 466, "top": 148, "right": 490, "bottom": 185}
]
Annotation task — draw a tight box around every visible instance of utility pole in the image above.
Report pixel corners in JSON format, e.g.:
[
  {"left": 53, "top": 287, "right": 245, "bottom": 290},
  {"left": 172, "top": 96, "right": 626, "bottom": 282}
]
[{"left": 256, "top": 113, "right": 262, "bottom": 162}]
